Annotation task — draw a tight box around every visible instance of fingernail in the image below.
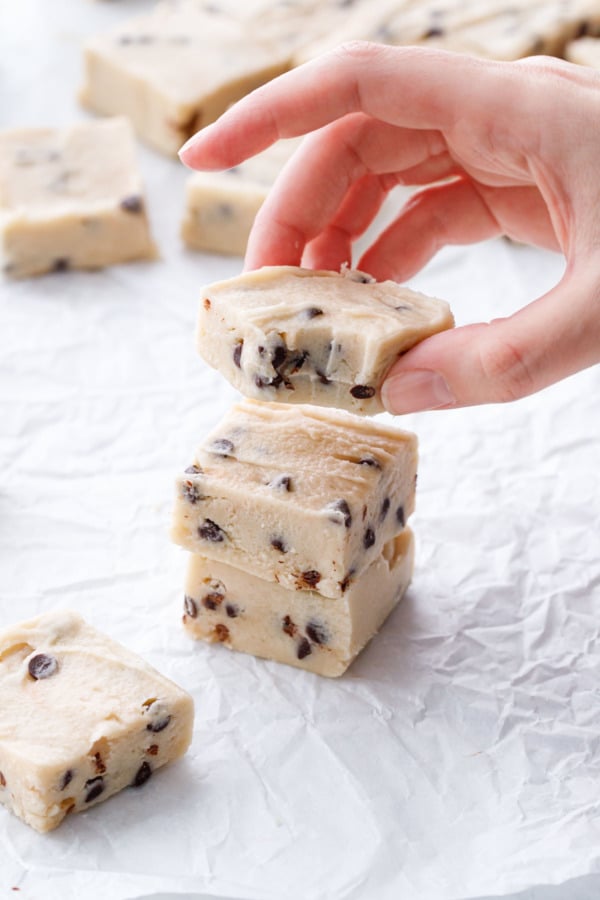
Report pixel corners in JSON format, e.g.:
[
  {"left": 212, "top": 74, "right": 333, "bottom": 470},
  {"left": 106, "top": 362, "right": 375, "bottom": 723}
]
[
  {"left": 178, "top": 135, "right": 197, "bottom": 159},
  {"left": 381, "top": 369, "right": 455, "bottom": 414}
]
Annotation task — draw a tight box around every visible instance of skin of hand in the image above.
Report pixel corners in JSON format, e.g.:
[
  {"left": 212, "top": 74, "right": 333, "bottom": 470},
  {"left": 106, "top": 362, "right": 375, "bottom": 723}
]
[{"left": 179, "top": 43, "right": 600, "bottom": 414}]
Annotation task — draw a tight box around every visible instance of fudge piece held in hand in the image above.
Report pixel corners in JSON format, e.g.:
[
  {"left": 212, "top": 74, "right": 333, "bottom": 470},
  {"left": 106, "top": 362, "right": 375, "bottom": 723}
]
[
  {"left": 196, "top": 266, "right": 454, "bottom": 415},
  {"left": 80, "top": 3, "right": 291, "bottom": 156},
  {"left": 183, "top": 528, "right": 414, "bottom": 677},
  {"left": 0, "top": 118, "right": 156, "bottom": 279},
  {"left": 172, "top": 399, "right": 418, "bottom": 599},
  {"left": 0, "top": 610, "right": 194, "bottom": 833}
]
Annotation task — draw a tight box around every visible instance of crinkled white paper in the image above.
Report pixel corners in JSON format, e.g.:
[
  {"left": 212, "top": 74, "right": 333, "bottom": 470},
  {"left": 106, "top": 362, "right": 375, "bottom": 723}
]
[{"left": 2, "top": 3, "right": 600, "bottom": 899}]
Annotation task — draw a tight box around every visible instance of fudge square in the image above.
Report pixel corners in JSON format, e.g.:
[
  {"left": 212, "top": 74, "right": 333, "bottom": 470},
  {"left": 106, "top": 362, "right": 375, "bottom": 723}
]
[
  {"left": 0, "top": 117, "right": 156, "bottom": 279},
  {"left": 0, "top": 610, "right": 194, "bottom": 833},
  {"left": 196, "top": 266, "right": 454, "bottom": 415},
  {"left": 183, "top": 528, "right": 414, "bottom": 677},
  {"left": 171, "top": 399, "right": 418, "bottom": 600},
  {"left": 80, "top": 3, "right": 291, "bottom": 156}
]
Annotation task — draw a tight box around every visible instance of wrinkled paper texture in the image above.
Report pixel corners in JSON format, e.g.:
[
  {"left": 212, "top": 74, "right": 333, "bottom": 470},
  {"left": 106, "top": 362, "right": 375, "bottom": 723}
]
[{"left": 1, "top": 2, "right": 600, "bottom": 898}]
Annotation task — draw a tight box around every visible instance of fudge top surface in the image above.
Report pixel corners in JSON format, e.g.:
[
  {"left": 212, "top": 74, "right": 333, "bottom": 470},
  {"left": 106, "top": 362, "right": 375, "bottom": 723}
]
[
  {"left": 183, "top": 399, "right": 417, "bottom": 510},
  {"left": 201, "top": 265, "right": 454, "bottom": 345},
  {"left": 0, "top": 610, "right": 193, "bottom": 767},
  {"left": 0, "top": 118, "right": 144, "bottom": 215}
]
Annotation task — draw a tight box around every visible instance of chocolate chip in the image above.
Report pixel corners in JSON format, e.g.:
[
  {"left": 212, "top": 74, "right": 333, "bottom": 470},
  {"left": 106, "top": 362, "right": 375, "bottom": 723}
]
[
  {"left": 120, "top": 194, "right": 144, "bottom": 214},
  {"left": 285, "top": 350, "right": 309, "bottom": 373},
  {"left": 0, "top": 772, "right": 5, "bottom": 787},
  {"left": 394, "top": 304, "right": 411, "bottom": 312},
  {"left": 85, "top": 777, "right": 105, "bottom": 803},
  {"left": 268, "top": 473, "right": 292, "bottom": 491},
  {"left": 350, "top": 385, "right": 376, "bottom": 399},
  {"left": 198, "top": 519, "right": 226, "bottom": 542},
  {"left": 363, "top": 527, "right": 376, "bottom": 549},
  {"left": 396, "top": 506, "right": 405, "bottom": 527},
  {"left": 358, "top": 456, "right": 381, "bottom": 470},
  {"left": 282, "top": 615, "right": 297, "bottom": 637},
  {"left": 209, "top": 438, "right": 234, "bottom": 456},
  {"left": 306, "top": 620, "right": 329, "bottom": 645},
  {"left": 202, "top": 590, "right": 224, "bottom": 610},
  {"left": 316, "top": 370, "right": 332, "bottom": 385},
  {"left": 424, "top": 25, "right": 445, "bottom": 39},
  {"left": 146, "top": 715, "right": 171, "bottom": 734},
  {"left": 132, "top": 762, "right": 152, "bottom": 787},
  {"left": 270, "top": 536, "right": 287, "bottom": 553},
  {"left": 28, "top": 653, "right": 58, "bottom": 680},
  {"left": 298, "top": 570, "right": 321, "bottom": 589},
  {"left": 297, "top": 638, "right": 312, "bottom": 660},
  {"left": 146, "top": 744, "right": 159, "bottom": 756},
  {"left": 184, "top": 464, "right": 202, "bottom": 475},
  {"left": 380, "top": 497, "right": 390, "bottom": 521},
  {"left": 225, "top": 603, "right": 240, "bottom": 618},
  {"left": 93, "top": 752, "right": 106, "bottom": 774},
  {"left": 233, "top": 341, "right": 243, "bottom": 368},
  {"left": 182, "top": 481, "right": 204, "bottom": 504},
  {"left": 339, "top": 569, "right": 355, "bottom": 593},
  {"left": 271, "top": 343, "right": 287, "bottom": 370},
  {"left": 325, "top": 498, "right": 352, "bottom": 528},
  {"left": 184, "top": 595, "right": 198, "bottom": 618},
  {"left": 214, "top": 623, "right": 230, "bottom": 642},
  {"left": 52, "top": 258, "right": 70, "bottom": 273},
  {"left": 203, "top": 297, "right": 211, "bottom": 310},
  {"left": 302, "top": 306, "right": 323, "bottom": 319}
]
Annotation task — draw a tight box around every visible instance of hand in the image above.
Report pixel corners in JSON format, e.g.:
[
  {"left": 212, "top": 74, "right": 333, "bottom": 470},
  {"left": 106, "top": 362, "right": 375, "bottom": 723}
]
[{"left": 180, "top": 43, "right": 600, "bottom": 413}]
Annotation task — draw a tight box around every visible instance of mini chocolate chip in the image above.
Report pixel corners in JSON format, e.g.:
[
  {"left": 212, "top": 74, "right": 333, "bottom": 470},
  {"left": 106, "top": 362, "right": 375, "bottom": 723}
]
[
  {"left": 282, "top": 615, "right": 297, "bottom": 637},
  {"left": 147, "top": 715, "right": 171, "bottom": 733},
  {"left": 28, "top": 653, "right": 58, "bottom": 680},
  {"left": 316, "top": 370, "right": 332, "bottom": 385},
  {"left": 85, "top": 777, "right": 104, "bottom": 803},
  {"left": 184, "top": 464, "right": 203, "bottom": 475},
  {"left": 209, "top": 438, "right": 234, "bottom": 456},
  {"left": 363, "top": 527, "right": 376, "bottom": 549},
  {"left": 146, "top": 744, "right": 159, "bottom": 756},
  {"left": 52, "top": 258, "right": 70, "bottom": 273},
  {"left": 302, "top": 306, "right": 324, "bottom": 319},
  {"left": 214, "top": 623, "right": 230, "bottom": 642},
  {"left": 380, "top": 497, "right": 390, "bottom": 521},
  {"left": 396, "top": 506, "right": 405, "bottom": 527},
  {"left": 339, "top": 568, "right": 355, "bottom": 593},
  {"left": 268, "top": 473, "right": 292, "bottom": 491},
  {"left": 58, "top": 769, "right": 73, "bottom": 791},
  {"left": 202, "top": 590, "right": 225, "bottom": 610},
  {"left": 424, "top": 25, "right": 445, "bottom": 39},
  {"left": 182, "top": 481, "right": 204, "bottom": 504},
  {"left": 358, "top": 456, "right": 381, "bottom": 470},
  {"left": 93, "top": 752, "right": 106, "bottom": 774},
  {"left": 271, "top": 343, "right": 287, "bottom": 370},
  {"left": 132, "top": 761, "right": 152, "bottom": 787},
  {"left": 198, "top": 519, "right": 226, "bottom": 542},
  {"left": 120, "top": 194, "right": 144, "bottom": 214},
  {"left": 394, "top": 304, "right": 411, "bottom": 312},
  {"left": 299, "top": 570, "right": 321, "bottom": 589},
  {"left": 233, "top": 341, "right": 243, "bottom": 368},
  {"left": 297, "top": 637, "right": 312, "bottom": 660},
  {"left": 350, "top": 385, "right": 376, "bottom": 399},
  {"left": 270, "top": 536, "right": 287, "bottom": 553},
  {"left": 184, "top": 595, "right": 198, "bottom": 618},
  {"left": 306, "top": 620, "right": 329, "bottom": 645},
  {"left": 286, "top": 350, "right": 309, "bottom": 373},
  {"left": 203, "top": 297, "right": 211, "bottom": 310},
  {"left": 325, "top": 499, "right": 352, "bottom": 528},
  {"left": 225, "top": 603, "right": 240, "bottom": 618},
  {"left": 0, "top": 772, "right": 6, "bottom": 788}
]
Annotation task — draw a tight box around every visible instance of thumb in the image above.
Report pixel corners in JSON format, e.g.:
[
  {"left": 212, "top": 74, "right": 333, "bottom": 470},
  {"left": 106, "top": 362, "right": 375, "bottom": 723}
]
[{"left": 381, "top": 270, "right": 600, "bottom": 413}]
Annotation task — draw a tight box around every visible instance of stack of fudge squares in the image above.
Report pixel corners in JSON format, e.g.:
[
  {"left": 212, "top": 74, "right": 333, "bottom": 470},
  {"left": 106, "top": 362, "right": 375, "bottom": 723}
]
[{"left": 171, "top": 265, "right": 454, "bottom": 676}]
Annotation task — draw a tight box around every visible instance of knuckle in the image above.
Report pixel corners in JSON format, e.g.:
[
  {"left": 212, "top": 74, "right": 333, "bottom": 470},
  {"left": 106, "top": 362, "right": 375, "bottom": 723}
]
[{"left": 478, "top": 328, "right": 537, "bottom": 403}]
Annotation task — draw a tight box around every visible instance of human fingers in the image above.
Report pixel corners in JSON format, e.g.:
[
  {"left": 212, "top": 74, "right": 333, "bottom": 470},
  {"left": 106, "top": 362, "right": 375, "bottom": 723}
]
[
  {"left": 179, "top": 43, "right": 519, "bottom": 171},
  {"left": 358, "top": 178, "right": 560, "bottom": 282},
  {"left": 380, "top": 266, "right": 600, "bottom": 413}
]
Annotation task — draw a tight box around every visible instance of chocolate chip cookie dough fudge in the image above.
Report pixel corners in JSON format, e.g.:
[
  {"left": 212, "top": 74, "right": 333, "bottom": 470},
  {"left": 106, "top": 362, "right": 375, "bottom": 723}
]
[
  {"left": 196, "top": 266, "right": 454, "bottom": 415},
  {"left": 0, "top": 610, "right": 194, "bottom": 833},
  {"left": 172, "top": 399, "right": 418, "bottom": 599},
  {"left": 566, "top": 33, "right": 600, "bottom": 66},
  {"left": 183, "top": 529, "right": 414, "bottom": 676},
  {"left": 80, "top": 2, "right": 291, "bottom": 156},
  {"left": 0, "top": 117, "right": 155, "bottom": 279}
]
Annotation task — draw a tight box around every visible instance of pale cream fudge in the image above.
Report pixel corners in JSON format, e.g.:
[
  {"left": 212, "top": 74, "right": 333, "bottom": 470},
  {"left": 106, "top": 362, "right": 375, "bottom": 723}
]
[
  {"left": 181, "top": 139, "right": 301, "bottom": 256},
  {"left": 183, "top": 528, "right": 414, "bottom": 676},
  {"left": 80, "top": 3, "right": 291, "bottom": 156},
  {"left": 565, "top": 34, "right": 600, "bottom": 65},
  {"left": 0, "top": 610, "right": 194, "bottom": 833},
  {"left": 171, "top": 399, "right": 418, "bottom": 599},
  {"left": 196, "top": 266, "right": 454, "bottom": 416},
  {"left": 0, "top": 118, "right": 155, "bottom": 279}
]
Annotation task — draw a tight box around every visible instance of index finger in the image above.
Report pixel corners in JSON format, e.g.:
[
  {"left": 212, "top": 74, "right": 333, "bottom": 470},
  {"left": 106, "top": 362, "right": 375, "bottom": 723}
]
[{"left": 179, "top": 43, "right": 516, "bottom": 170}]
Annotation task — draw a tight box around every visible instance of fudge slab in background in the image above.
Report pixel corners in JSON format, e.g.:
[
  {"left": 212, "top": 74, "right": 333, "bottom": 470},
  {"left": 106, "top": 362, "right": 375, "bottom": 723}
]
[
  {"left": 80, "top": 3, "right": 291, "bottom": 156},
  {"left": 0, "top": 117, "right": 155, "bottom": 279},
  {"left": 0, "top": 610, "right": 194, "bottom": 833},
  {"left": 183, "top": 529, "right": 414, "bottom": 677},
  {"left": 565, "top": 33, "right": 600, "bottom": 64},
  {"left": 196, "top": 266, "right": 454, "bottom": 415},
  {"left": 172, "top": 399, "right": 418, "bottom": 599}
]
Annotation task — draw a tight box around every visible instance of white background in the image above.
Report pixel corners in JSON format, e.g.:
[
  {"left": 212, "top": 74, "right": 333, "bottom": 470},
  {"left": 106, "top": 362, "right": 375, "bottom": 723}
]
[{"left": 2, "top": 2, "right": 600, "bottom": 898}]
